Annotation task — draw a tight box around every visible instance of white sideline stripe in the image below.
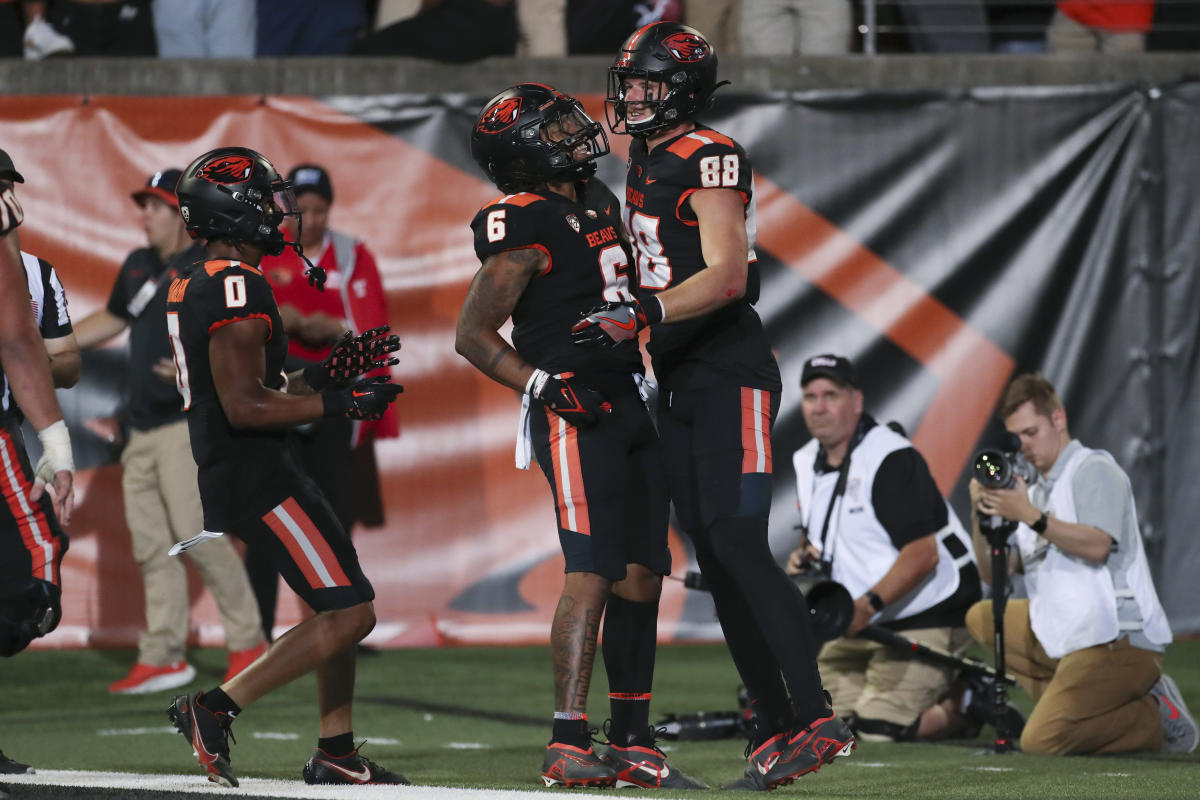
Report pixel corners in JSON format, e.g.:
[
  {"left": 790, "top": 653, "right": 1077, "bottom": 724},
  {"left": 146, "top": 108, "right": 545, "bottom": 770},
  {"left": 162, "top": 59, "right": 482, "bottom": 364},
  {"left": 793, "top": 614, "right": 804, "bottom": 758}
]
[
  {"left": 252, "top": 731, "right": 300, "bottom": 740},
  {"left": 1, "top": 770, "right": 655, "bottom": 799},
  {"left": 444, "top": 742, "right": 490, "bottom": 750},
  {"left": 98, "top": 726, "right": 178, "bottom": 736}
]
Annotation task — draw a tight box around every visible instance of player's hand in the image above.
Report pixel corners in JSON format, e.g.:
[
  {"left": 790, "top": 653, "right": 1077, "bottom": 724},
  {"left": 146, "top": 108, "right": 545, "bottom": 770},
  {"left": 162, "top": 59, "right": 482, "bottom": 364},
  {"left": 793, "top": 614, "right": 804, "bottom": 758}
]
[
  {"left": 322, "top": 376, "right": 404, "bottom": 421},
  {"left": 527, "top": 369, "right": 611, "bottom": 427},
  {"left": 304, "top": 326, "right": 402, "bottom": 390},
  {"left": 31, "top": 420, "right": 74, "bottom": 526},
  {"left": 571, "top": 300, "right": 649, "bottom": 348}
]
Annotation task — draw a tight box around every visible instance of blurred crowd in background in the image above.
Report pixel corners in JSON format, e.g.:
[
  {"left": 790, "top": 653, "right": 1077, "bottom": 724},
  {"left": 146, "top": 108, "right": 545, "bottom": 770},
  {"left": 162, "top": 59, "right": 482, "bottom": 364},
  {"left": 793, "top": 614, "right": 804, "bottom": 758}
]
[{"left": 3, "top": 1, "right": 1199, "bottom": 62}]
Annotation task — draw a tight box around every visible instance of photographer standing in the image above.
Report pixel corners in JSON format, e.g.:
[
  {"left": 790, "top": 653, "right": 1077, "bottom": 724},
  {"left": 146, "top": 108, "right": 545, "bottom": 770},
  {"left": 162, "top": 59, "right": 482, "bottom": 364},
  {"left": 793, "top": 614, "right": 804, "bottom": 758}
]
[
  {"left": 788, "top": 354, "right": 981, "bottom": 741},
  {"left": 968, "top": 373, "right": 1196, "bottom": 755}
]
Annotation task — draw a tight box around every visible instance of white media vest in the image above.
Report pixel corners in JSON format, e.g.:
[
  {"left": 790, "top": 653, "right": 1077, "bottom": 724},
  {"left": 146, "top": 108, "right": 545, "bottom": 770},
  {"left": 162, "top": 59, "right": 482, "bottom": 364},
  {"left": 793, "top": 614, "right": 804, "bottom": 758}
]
[
  {"left": 793, "top": 423, "right": 974, "bottom": 626},
  {"left": 1014, "top": 444, "right": 1171, "bottom": 659}
]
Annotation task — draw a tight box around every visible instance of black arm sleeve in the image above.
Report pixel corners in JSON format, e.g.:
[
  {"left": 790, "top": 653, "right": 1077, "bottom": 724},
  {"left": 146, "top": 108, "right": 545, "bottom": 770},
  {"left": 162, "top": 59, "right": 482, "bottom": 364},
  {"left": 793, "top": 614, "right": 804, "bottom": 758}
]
[{"left": 872, "top": 448, "right": 948, "bottom": 549}]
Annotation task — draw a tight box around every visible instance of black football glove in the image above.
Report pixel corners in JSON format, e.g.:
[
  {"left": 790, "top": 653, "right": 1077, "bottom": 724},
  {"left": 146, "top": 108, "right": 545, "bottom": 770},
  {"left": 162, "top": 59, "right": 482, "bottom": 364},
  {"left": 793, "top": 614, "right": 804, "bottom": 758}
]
[
  {"left": 322, "top": 376, "right": 404, "bottom": 421},
  {"left": 570, "top": 299, "right": 658, "bottom": 348},
  {"left": 304, "top": 326, "right": 402, "bottom": 390},
  {"left": 526, "top": 369, "right": 611, "bottom": 428}
]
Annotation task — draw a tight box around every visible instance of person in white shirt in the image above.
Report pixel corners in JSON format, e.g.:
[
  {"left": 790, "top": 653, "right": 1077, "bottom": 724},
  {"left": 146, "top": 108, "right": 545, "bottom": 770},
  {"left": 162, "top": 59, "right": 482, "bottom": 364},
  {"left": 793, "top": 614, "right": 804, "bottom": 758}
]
[
  {"left": 969, "top": 372, "right": 1196, "bottom": 754},
  {"left": 788, "top": 354, "right": 980, "bottom": 741}
]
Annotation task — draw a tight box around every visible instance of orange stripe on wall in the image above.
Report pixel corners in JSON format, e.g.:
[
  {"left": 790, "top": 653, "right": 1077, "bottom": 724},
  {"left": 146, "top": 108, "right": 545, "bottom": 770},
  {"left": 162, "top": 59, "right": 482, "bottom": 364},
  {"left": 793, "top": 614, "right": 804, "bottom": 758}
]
[{"left": 754, "top": 178, "right": 1015, "bottom": 493}]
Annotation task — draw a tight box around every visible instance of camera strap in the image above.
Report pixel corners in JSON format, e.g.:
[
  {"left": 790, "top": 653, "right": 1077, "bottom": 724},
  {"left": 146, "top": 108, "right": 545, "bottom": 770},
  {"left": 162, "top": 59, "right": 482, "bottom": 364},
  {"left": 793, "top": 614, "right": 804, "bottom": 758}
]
[{"left": 815, "top": 455, "right": 851, "bottom": 573}]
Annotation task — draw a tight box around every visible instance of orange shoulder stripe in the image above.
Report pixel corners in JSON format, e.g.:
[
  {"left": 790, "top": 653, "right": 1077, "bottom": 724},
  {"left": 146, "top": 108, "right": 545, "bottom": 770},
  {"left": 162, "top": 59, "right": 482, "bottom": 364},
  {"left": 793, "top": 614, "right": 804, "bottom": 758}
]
[
  {"left": 483, "top": 192, "right": 543, "bottom": 209},
  {"left": 666, "top": 130, "right": 735, "bottom": 160}
]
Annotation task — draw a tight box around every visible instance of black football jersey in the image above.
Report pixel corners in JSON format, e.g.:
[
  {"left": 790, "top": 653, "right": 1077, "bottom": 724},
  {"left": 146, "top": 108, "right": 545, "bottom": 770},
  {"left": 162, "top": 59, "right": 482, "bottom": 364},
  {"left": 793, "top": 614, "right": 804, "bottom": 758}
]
[
  {"left": 625, "top": 125, "right": 781, "bottom": 392},
  {"left": 470, "top": 178, "right": 643, "bottom": 381},
  {"left": 165, "top": 259, "right": 296, "bottom": 528}
]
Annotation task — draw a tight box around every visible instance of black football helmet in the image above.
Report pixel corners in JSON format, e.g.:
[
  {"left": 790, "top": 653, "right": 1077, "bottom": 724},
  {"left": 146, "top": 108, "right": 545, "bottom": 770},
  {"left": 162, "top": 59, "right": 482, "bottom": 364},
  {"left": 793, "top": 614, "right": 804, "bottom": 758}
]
[
  {"left": 0, "top": 578, "right": 61, "bottom": 658},
  {"left": 176, "top": 146, "right": 300, "bottom": 257},
  {"left": 606, "top": 22, "right": 725, "bottom": 138},
  {"left": 471, "top": 83, "right": 610, "bottom": 193}
]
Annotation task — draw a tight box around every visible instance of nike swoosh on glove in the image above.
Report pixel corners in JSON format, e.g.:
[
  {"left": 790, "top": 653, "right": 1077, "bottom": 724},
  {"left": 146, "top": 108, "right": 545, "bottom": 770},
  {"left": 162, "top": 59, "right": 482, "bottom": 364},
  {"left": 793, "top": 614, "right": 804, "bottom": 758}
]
[
  {"left": 570, "top": 300, "right": 651, "bottom": 348},
  {"left": 322, "top": 376, "right": 404, "bottom": 421},
  {"left": 526, "top": 369, "right": 611, "bottom": 427}
]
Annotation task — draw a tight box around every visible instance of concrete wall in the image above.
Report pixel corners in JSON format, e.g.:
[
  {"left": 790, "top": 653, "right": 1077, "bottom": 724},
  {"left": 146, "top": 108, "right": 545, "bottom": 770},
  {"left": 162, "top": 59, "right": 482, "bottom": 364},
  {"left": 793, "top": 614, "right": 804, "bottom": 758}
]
[{"left": 5, "top": 54, "right": 1200, "bottom": 96}]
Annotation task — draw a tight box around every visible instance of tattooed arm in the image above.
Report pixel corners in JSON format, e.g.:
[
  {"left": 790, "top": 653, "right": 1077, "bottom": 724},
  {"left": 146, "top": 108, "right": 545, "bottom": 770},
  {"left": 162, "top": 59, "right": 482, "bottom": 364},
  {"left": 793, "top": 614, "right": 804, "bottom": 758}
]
[{"left": 454, "top": 247, "right": 547, "bottom": 392}]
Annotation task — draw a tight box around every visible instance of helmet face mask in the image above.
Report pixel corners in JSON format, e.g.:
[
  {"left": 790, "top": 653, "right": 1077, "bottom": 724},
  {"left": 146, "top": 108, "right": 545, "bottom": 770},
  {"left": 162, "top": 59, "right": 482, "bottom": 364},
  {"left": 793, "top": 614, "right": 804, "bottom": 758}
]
[
  {"left": 177, "top": 147, "right": 300, "bottom": 256},
  {"left": 471, "top": 83, "right": 610, "bottom": 194},
  {"left": 606, "top": 22, "right": 720, "bottom": 138}
]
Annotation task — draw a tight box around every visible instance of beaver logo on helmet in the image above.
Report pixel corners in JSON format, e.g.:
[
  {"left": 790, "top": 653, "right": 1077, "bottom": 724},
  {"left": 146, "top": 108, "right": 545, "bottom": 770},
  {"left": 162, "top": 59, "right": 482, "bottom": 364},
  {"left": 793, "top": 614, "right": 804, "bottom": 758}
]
[
  {"left": 197, "top": 154, "right": 254, "bottom": 184},
  {"left": 477, "top": 97, "right": 523, "bottom": 135},
  {"left": 662, "top": 32, "right": 707, "bottom": 63}
]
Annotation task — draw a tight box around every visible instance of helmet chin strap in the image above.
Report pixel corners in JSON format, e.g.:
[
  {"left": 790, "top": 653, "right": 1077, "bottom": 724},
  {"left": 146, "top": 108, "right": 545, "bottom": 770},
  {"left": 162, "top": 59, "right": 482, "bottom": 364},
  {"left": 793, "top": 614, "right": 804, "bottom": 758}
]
[{"left": 289, "top": 240, "right": 326, "bottom": 291}]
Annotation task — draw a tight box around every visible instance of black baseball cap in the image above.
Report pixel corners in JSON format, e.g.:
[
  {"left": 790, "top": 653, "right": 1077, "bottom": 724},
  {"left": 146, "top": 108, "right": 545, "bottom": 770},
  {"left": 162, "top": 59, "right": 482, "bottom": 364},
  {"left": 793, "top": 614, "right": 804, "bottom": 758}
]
[
  {"left": 801, "top": 354, "right": 859, "bottom": 389},
  {"left": 131, "top": 168, "right": 183, "bottom": 208},
  {"left": 287, "top": 163, "right": 333, "bottom": 203},
  {"left": 0, "top": 149, "right": 24, "bottom": 183}
]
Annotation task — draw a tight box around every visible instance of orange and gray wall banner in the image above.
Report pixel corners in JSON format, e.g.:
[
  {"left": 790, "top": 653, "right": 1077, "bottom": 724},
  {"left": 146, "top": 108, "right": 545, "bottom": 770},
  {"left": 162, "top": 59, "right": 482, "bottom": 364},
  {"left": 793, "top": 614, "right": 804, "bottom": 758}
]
[{"left": 6, "top": 83, "right": 1198, "bottom": 648}]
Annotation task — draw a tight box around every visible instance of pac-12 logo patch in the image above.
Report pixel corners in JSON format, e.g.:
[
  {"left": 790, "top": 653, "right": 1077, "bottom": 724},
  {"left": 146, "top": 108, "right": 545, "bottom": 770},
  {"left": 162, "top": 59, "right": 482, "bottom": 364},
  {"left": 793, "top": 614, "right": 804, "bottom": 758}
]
[
  {"left": 565, "top": 214, "right": 581, "bottom": 232},
  {"left": 662, "top": 32, "right": 708, "bottom": 63},
  {"left": 477, "top": 97, "right": 523, "bottom": 134},
  {"left": 197, "top": 155, "right": 254, "bottom": 184}
]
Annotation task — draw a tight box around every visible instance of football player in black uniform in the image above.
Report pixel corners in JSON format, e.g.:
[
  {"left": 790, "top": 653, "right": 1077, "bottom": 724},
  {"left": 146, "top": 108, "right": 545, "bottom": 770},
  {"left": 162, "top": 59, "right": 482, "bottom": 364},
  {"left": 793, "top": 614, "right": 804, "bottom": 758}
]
[
  {"left": 0, "top": 150, "right": 73, "bottom": 776},
  {"left": 572, "top": 23, "right": 856, "bottom": 790},
  {"left": 457, "top": 83, "right": 705, "bottom": 790},
  {"left": 163, "top": 147, "right": 405, "bottom": 788}
]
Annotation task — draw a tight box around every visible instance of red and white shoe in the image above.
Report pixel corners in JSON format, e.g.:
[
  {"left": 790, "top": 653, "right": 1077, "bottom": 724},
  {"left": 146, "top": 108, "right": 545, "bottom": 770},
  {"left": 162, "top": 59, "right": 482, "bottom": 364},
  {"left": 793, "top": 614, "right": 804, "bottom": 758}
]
[
  {"left": 108, "top": 660, "right": 195, "bottom": 695},
  {"left": 222, "top": 642, "right": 267, "bottom": 683},
  {"left": 540, "top": 742, "right": 616, "bottom": 788}
]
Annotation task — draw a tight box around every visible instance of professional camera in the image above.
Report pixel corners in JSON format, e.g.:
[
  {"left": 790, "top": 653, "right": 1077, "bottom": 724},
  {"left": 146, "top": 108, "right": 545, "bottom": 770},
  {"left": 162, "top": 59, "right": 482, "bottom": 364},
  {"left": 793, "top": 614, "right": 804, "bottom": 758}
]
[{"left": 972, "top": 434, "right": 1036, "bottom": 490}]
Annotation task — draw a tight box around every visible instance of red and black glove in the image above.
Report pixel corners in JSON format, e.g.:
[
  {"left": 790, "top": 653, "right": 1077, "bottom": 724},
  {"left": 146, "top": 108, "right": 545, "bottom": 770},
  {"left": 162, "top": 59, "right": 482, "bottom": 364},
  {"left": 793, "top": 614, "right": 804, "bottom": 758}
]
[
  {"left": 322, "top": 376, "right": 404, "bottom": 421},
  {"left": 570, "top": 298, "right": 662, "bottom": 348},
  {"left": 526, "top": 369, "right": 611, "bottom": 428},
  {"left": 304, "top": 326, "right": 401, "bottom": 390}
]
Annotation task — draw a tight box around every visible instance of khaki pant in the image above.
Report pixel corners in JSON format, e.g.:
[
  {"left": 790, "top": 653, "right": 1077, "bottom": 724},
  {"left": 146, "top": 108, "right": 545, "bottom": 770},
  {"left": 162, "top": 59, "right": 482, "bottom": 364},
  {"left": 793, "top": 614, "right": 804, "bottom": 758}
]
[
  {"left": 819, "top": 625, "right": 971, "bottom": 729},
  {"left": 740, "top": 0, "right": 853, "bottom": 55},
  {"left": 1047, "top": 10, "right": 1145, "bottom": 54},
  {"left": 966, "top": 599, "right": 1163, "bottom": 754},
  {"left": 122, "top": 420, "right": 263, "bottom": 665}
]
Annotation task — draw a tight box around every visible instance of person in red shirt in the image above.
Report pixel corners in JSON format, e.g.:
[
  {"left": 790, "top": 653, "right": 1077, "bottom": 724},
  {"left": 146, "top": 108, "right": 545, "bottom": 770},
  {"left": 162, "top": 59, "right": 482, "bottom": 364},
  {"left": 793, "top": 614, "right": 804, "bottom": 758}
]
[
  {"left": 250, "top": 163, "right": 396, "bottom": 641},
  {"left": 1050, "top": 1, "right": 1155, "bottom": 52}
]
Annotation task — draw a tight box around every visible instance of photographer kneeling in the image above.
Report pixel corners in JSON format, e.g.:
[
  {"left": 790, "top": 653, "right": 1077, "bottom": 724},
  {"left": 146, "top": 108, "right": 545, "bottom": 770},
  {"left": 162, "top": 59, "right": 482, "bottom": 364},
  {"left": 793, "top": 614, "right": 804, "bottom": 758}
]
[
  {"left": 968, "top": 373, "right": 1196, "bottom": 755},
  {"left": 789, "top": 355, "right": 981, "bottom": 742}
]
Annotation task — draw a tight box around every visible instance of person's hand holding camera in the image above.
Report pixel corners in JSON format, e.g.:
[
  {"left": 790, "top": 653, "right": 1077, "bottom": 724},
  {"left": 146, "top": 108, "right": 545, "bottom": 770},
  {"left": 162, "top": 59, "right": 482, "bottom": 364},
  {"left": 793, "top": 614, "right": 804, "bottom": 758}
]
[
  {"left": 785, "top": 543, "right": 821, "bottom": 576},
  {"left": 975, "top": 475, "right": 1041, "bottom": 527}
]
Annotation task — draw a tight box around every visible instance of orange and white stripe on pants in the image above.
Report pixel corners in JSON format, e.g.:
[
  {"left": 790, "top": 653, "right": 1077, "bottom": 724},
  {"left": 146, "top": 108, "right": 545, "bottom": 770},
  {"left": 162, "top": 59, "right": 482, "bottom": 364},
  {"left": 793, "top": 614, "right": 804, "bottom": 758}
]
[
  {"left": 545, "top": 408, "right": 591, "bottom": 535},
  {"left": 0, "top": 427, "right": 58, "bottom": 584},
  {"left": 741, "top": 387, "right": 773, "bottom": 474},
  {"left": 262, "top": 497, "right": 351, "bottom": 589}
]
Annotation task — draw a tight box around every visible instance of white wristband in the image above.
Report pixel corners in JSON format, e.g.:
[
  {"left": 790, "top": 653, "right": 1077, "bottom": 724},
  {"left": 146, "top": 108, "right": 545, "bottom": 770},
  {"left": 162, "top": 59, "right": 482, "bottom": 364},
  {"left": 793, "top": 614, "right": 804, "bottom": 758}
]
[
  {"left": 654, "top": 295, "right": 667, "bottom": 324},
  {"left": 525, "top": 368, "right": 551, "bottom": 399},
  {"left": 34, "top": 419, "right": 74, "bottom": 484}
]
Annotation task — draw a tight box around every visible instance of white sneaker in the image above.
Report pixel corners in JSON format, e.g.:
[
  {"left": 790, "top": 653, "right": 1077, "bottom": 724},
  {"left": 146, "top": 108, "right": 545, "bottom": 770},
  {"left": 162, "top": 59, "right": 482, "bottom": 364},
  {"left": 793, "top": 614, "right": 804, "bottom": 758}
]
[
  {"left": 23, "top": 16, "right": 74, "bottom": 60},
  {"left": 1151, "top": 673, "right": 1198, "bottom": 753}
]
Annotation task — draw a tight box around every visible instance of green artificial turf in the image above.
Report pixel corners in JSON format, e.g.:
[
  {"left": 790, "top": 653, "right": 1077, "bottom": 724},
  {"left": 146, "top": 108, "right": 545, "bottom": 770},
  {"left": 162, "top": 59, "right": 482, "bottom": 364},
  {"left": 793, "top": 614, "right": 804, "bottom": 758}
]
[{"left": 0, "top": 641, "right": 1196, "bottom": 797}]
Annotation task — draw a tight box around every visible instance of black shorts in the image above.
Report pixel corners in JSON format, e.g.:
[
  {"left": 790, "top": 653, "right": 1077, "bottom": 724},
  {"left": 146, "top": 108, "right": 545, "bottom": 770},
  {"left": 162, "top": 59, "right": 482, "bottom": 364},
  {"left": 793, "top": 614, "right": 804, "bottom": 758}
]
[
  {"left": 228, "top": 474, "right": 374, "bottom": 613},
  {"left": 0, "top": 417, "right": 67, "bottom": 589},
  {"left": 530, "top": 377, "right": 670, "bottom": 581},
  {"left": 657, "top": 383, "right": 779, "bottom": 531}
]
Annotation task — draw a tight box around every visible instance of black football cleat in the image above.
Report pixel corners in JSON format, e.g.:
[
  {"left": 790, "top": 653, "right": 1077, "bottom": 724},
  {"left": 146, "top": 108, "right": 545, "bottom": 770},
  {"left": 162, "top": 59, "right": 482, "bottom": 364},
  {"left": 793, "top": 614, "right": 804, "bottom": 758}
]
[
  {"left": 303, "top": 743, "right": 409, "bottom": 785},
  {"left": 167, "top": 692, "right": 238, "bottom": 788}
]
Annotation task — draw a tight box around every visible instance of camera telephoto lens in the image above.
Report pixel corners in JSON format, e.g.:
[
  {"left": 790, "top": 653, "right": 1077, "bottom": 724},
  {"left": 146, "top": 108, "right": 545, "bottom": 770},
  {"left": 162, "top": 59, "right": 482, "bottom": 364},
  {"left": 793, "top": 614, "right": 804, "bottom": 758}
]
[{"left": 973, "top": 449, "right": 1014, "bottom": 489}]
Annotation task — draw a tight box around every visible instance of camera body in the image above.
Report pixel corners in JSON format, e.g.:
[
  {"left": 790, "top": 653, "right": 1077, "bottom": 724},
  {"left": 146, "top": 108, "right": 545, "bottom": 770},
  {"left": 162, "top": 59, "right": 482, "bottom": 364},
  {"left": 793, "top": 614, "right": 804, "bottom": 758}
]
[{"left": 972, "top": 444, "right": 1036, "bottom": 491}]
